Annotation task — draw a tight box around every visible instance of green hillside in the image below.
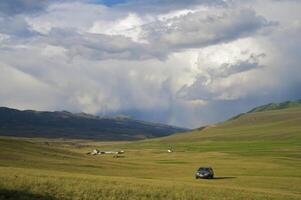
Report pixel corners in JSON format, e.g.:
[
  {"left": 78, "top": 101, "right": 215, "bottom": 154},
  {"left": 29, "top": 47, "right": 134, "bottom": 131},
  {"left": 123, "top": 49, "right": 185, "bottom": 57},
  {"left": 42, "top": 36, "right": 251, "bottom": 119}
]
[
  {"left": 248, "top": 99, "right": 301, "bottom": 113},
  {"left": 0, "top": 105, "right": 300, "bottom": 199},
  {"left": 155, "top": 106, "right": 301, "bottom": 144}
]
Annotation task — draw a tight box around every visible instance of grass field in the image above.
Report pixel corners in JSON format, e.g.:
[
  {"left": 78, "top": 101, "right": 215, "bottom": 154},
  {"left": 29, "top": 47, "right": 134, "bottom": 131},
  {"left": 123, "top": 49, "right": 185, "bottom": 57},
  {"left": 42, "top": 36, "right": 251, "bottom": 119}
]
[{"left": 0, "top": 107, "right": 301, "bottom": 199}]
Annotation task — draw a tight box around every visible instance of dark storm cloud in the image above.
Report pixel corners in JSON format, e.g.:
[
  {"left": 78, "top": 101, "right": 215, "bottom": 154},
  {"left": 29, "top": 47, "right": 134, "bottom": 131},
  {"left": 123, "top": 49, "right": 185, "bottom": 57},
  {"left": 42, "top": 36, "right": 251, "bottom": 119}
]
[
  {"left": 144, "top": 8, "right": 273, "bottom": 51},
  {"left": 36, "top": 6, "right": 272, "bottom": 61},
  {"left": 0, "top": 15, "right": 37, "bottom": 37},
  {"left": 43, "top": 28, "right": 156, "bottom": 60},
  {"left": 0, "top": 0, "right": 52, "bottom": 15},
  {"left": 207, "top": 53, "right": 266, "bottom": 78}
]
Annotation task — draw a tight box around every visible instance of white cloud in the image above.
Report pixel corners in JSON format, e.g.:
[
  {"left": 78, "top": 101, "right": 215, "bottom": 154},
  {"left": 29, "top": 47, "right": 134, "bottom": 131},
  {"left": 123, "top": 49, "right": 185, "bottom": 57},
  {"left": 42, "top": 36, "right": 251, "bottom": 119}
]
[
  {"left": 41, "top": 45, "right": 67, "bottom": 57},
  {"left": 0, "top": 63, "right": 62, "bottom": 110},
  {"left": 89, "top": 13, "right": 145, "bottom": 42},
  {"left": 26, "top": 2, "right": 110, "bottom": 34}
]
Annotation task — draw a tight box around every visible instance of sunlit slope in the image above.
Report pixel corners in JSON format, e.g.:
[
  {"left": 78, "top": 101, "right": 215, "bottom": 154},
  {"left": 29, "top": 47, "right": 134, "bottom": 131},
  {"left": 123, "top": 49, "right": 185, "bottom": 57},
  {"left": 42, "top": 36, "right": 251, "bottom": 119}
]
[
  {"left": 247, "top": 99, "right": 301, "bottom": 113},
  {"left": 1, "top": 136, "right": 301, "bottom": 200},
  {"left": 161, "top": 107, "right": 301, "bottom": 142},
  {"left": 0, "top": 104, "right": 300, "bottom": 199},
  {"left": 124, "top": 107, "right": 301, "bottom": 158}
]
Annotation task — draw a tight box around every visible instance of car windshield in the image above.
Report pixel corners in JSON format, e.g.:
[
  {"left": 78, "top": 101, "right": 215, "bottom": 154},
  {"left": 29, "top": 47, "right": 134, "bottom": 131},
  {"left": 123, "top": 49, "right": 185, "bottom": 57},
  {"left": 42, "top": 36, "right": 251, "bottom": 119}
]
[{"left": 198, "top": 168, "right": 210, "bottom": 172}]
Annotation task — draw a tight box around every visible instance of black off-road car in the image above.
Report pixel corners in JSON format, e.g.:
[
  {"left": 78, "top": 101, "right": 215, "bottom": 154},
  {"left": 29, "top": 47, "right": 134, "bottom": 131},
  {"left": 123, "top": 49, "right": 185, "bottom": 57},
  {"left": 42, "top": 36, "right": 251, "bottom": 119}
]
[{"left": 195, "top": 167, "right": 214, "bottom": 179}]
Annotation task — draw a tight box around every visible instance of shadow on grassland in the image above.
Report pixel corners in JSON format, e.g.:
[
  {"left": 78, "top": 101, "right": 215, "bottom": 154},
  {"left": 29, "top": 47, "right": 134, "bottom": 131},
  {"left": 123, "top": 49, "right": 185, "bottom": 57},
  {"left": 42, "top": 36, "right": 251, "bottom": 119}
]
[
  {"left": 213, "top": 176, "right": 236, "bottom": 180},
  {"left": 0, "top": 189, "right": 58, "bottom": 200}
]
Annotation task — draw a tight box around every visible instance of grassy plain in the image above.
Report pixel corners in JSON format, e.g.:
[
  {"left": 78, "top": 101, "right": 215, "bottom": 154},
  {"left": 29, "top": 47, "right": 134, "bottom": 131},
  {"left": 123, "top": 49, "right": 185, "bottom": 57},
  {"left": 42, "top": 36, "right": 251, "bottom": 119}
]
[{"left": 0, "top": 107, "right": 300, "bottom": 199}]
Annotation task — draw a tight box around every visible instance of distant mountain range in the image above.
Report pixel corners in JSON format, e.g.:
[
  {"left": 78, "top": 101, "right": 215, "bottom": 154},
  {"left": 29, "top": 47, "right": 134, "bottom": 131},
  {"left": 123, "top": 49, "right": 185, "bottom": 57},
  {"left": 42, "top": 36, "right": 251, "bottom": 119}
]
[{"left": 0, "top": 107, "right": 188, "bottom": 140}]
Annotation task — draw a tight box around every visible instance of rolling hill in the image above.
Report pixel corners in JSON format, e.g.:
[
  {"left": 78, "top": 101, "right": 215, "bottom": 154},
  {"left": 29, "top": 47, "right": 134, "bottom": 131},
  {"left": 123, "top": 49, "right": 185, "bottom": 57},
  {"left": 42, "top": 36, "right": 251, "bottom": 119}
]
[
  {"left": 0, "top": 107, "right": 187, "bottom": 140},
  {"left": 127, "top": 100, "right": 301, "bottom": 152},
  {"left": 247, "top": 99, "right": 301, "bottom": 113},
  {"left": 0, "top": 100, "right": 300, "bottom": 199}
]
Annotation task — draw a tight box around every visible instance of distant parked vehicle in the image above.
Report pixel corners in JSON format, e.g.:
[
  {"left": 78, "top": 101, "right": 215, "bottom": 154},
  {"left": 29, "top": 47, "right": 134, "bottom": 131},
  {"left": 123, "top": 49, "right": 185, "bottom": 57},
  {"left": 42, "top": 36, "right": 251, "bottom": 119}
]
[
  {"left": 195, "top": 167, "right": 214, "bottom": 179},
  {"left": 87, "top": 149, "right": 125, "bottom": 155}
]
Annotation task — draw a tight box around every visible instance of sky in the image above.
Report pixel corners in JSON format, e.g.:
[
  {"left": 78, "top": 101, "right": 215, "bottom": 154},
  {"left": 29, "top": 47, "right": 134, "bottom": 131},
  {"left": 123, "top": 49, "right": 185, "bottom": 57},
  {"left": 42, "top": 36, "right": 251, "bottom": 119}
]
[{"left": 0, "top": 0, "right": 300, "bottom": 128}]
